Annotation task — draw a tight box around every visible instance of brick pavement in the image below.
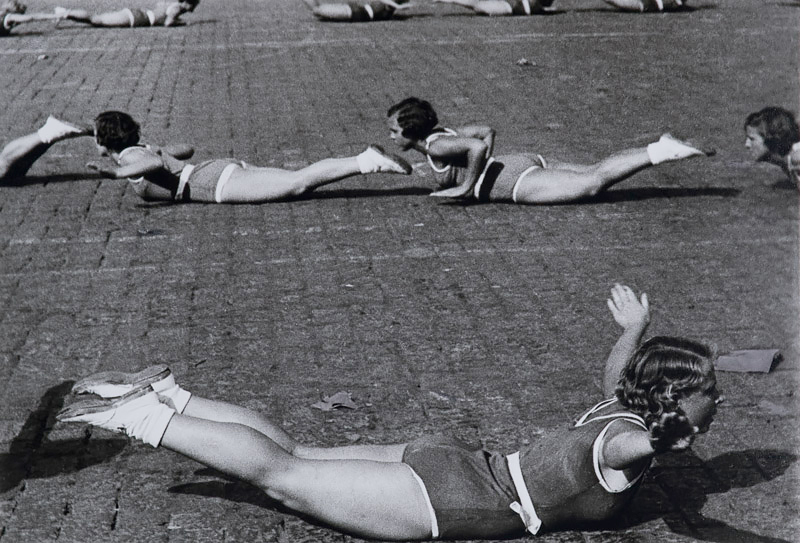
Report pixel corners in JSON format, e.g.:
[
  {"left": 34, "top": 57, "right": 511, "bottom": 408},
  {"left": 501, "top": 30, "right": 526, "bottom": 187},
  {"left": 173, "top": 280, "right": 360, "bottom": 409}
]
[{"left": 1, "top": 0, "right": 798, "bottom": 541}]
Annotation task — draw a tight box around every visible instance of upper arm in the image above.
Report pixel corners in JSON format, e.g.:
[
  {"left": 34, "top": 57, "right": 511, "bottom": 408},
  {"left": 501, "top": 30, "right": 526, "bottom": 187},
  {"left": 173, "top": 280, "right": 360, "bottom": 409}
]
[
  {"left": 116, "top": 148, "right": 164, "bottom": 178},
  {"left": 600, "top": 422, "right": 653, "bottom": 471},
  {"left": 456, "top": 125, "right": 494, "bottom": 139},
  {"left": 428, "top": 136, "right": 487, "bottom": 161},
  {"left": 161, "top": 144, "right": 194, "bottom": 160}
]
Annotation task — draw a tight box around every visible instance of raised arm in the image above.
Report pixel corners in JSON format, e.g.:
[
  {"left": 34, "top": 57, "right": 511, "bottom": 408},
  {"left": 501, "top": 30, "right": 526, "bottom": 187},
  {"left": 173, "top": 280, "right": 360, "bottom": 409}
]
[
  {"left": 602, "top": 284, "right": 650, "bottom": 397},
  {"left": 160, "top": 144, "right": 195, "bottom": 160},
  {"left": 86, "top": 152, "right": 164, "bottom": 180},
  {"left": 457, "top": 125, "right": 495, "bottom": 158}
]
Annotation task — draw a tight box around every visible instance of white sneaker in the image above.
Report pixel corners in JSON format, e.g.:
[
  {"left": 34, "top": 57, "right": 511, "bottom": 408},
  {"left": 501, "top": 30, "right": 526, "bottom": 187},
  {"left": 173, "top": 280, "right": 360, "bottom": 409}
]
[
  {"left": 647, "top": 134, "right": 715, "bottom": 164},
  {"left": 357, "top": 145, "right": 412, "bottom": 174},
  {"left": 37, "top": 116, "right": 92, "bottom": 143},
  {"left": 72, "top": 364, "right": 172, "bottom": 398},
  {"left": 58, "top": 386, "right": 175, "bottom": 447}
]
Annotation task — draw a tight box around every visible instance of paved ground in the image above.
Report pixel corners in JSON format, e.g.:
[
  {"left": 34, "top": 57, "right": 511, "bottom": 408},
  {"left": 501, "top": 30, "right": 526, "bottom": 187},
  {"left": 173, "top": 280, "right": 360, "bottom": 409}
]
[{"left": 0, "top": 0, "right": 798, "bottom": 541}]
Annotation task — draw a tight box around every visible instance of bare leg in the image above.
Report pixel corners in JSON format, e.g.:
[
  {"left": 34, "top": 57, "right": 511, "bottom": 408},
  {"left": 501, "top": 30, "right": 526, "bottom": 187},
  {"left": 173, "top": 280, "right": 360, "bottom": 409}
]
[
  {"left": 512, "top": 148, "right": 650, "bottom": 203},
  {"left": 434, "top": 0, "right": 514, "bottom": 15},
  {"left": 311, "top": 3, "right": 355, "bottom": 20},
  {"left": 161, "top": 415, "right": 432, "bottom": 540},
  {"left": 183, "top": 396, "right": 407, "bottom": 461},
  {"left": 0, "top": 117, "right": 90, "bottom": 181},
  {"left": 513, "top": 135, "right": 709, "bottom": 204},
  {"left": 57, "top": 8, "right": 135, "bottom": 26},
  {"left": 218, "top": 147, "right": 410, "bottom": 203},
  {"left": 601, "top": 0, "right": 646, "bottom": 10}
]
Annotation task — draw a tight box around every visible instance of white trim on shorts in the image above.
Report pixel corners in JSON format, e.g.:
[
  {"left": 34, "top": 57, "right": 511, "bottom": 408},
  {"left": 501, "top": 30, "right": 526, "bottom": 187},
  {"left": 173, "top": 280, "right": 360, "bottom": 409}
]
[
  {"left": 472, "top": 157, "right": 496, "bottom": 199},
  {"left": 403, "top": 464, "right": 440, "bottom": 539},
  {"left": 506, "top": 452, "right": 543, "bottom": 535},
  {"left": 510, "top": 154, "right": 547, "bottom": 204},
  {"left": 122, "top": 7, "right": 136, "bottom": 26},
  {"left": 214, "top": 162, "right": 242, "bottom": 203},
  {"left": 175, "top": 164, "right": 195, "bottom": 201}
]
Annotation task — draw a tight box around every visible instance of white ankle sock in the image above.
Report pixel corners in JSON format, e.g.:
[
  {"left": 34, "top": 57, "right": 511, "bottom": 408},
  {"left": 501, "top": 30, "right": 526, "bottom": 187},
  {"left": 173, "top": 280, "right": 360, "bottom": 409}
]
[
  {"left": 125, "top": 402, "right": 176, "bottom": 447},
  {"left": 152, "top": 376, "right": 192, "bottom": 413}
]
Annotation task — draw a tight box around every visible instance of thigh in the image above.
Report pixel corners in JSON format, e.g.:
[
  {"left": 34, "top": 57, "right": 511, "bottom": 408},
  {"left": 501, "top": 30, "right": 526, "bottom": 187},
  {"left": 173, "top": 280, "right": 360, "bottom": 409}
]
[
  {"left": 513, "top": 167, "right": 597, "bottom": 204},
  {"left": 219, "top": 165, "right": 298, "bottom": 203},
  {"left": 275, "top": 458, "right": 433, "bottom": 540},
  {"left": 92, "top": 9, "right": 137, "bottom": 26},
  {"left": 475, "top": 1, "right": 514, "bottom": 15},
  {"left": 312, "top": 3, "right": 355, "bottom": 20}
]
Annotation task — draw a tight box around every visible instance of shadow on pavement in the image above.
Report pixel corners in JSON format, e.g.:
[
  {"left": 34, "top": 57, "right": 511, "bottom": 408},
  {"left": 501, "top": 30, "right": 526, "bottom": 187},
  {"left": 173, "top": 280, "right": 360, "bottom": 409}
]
[
  {"left": 614, "top": 449, "right": 797, "bottom": 543},
  {"left": 0, "top": 381, "right": 127, "bottom": 493},
  {"left": 302, "top": 186, "right": 433, "bottom": 199}
]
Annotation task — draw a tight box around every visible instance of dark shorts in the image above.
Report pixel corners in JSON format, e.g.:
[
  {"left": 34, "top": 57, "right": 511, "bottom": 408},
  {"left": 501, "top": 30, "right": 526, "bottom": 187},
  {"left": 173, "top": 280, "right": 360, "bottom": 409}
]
[
  {"left": 506, "top": 0, "right": 547, "bottom": 15},
  {"left": 476, "top": 154, "right": 546, "bottom": 203},
  {"left": 402, "top": 435, "right": 524, "bottom": 540},
  {"left": 183, "top": 159, "right": 243, "bottom": 203},
  {"left": 126, "top": 8, "right": 152, "bottom": 26},
  {"left": 349, "top": 1, "right": 395, "bottom": 20}
]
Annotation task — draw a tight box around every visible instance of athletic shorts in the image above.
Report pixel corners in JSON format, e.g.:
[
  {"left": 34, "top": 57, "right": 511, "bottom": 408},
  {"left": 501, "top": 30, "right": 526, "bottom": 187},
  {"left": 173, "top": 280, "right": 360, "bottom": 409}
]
[
  {"left": 402, "top": 435, "right": 525, "bottom": 540},
  {"left": 179, "top": 159, "right": 245, "bottom": 203},
  {"left": 349, "top": 1, "right": 394, "bottom": 20},
  {"left": 507, "top": 0, "right": 534, "bottom": 15},
  {"left": 474, "top": 154, "right": 547, "bottom": 203},
  {"left": 640, "top": 0, "right": 683, "bottom": 11},
  {"left": 124, "top": 8, "right": 156, "bottom": 26}
]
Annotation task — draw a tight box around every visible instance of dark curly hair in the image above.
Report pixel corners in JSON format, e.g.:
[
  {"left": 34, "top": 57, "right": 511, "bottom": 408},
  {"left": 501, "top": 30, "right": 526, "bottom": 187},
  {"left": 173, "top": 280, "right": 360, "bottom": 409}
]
[
  {"left": 94, "top": 111, "right": 140, "bottom": 153},
  {"left": 745, "top": 107, "right": 800, "bottom": 157},
  {"left": 616, "top": 336, "right": 716, "bottom": 433},
  {"left": 387, "top": 97, "right": 439, "bottom": 140}
]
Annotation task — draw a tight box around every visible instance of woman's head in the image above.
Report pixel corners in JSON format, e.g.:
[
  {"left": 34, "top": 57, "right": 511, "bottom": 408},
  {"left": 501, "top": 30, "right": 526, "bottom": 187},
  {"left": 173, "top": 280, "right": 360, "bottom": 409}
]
[
  {"left": 745, "top": 107, "right": 800, "bottom": 160},
  {"left": 94, "top": 111, "right": 140, "bottom": 153},
  {"left": 387, "top": 97, "right": 438, "bottom": 147},
  {"left": 616, "top": 336, "right": 721, "bottom": 433}
]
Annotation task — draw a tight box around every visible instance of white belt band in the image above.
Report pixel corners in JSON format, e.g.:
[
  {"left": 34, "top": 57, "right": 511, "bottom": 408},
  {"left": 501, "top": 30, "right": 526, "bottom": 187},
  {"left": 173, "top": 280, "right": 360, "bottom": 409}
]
[
  {"left": 473, "top": 157, "right": 496, "bottom": 199},
  {"left": 522, "top": 0, "right": 531, "bottom": 15},
  {"left": 364, "top": 4, "right": 375, "bottom": 19},
  {"left": 215, "top": 163, "right": 240, "bottom": 203},
  {"left": 404, "top": 465, "right": 439, "bottom": 539},
  {"left": 506, "top": 452, "right": 542, "bottom": 535},
  {"left": 123, "top": 8, "right": 135, "bottom": 26},
  {"left": 176, "top": 164, "right": 195, "bottom": 201}
]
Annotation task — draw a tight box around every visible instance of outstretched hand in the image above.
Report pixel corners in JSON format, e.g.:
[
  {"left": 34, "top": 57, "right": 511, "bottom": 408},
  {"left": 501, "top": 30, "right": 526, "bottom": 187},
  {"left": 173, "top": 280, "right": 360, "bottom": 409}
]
[
  {"left": 86, "top": 161, "right": 116, "bottom": 178},
  {"left": 606, "top": 284, "right": 649, "bottom": 330},
  {"left": 649, "top": 411, "right": 699, "bottom": 453}
]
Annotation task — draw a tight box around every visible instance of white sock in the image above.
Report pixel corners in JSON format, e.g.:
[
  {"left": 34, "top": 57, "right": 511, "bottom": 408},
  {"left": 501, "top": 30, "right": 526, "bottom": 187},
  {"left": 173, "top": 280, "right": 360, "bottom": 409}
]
[
  {"left": 125, "top": 402, "right": 176, "bottom": 447},
  {"left": 152, "top": 376, "right": 192, "bottom": 413}
]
